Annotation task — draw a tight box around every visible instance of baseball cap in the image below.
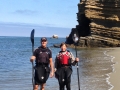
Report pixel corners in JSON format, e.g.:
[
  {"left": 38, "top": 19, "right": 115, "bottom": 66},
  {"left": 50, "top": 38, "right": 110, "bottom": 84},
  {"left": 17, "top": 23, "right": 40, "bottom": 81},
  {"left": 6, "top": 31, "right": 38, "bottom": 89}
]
[{"left": 41, "top": 37, "right": 47, "bottom": 41}]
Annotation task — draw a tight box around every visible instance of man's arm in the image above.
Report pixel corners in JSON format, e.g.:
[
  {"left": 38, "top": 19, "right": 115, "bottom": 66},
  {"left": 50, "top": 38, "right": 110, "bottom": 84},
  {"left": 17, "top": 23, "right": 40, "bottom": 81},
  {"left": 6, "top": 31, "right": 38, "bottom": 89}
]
[
  {"left": 49, "top": 58, "right": 54, "bottom": 77},
  {"left": 30, "top": 56, "right": 36, "bottom": 62},
  {"left": 30, "top": 48, "right": 37, "bottom": 62}
]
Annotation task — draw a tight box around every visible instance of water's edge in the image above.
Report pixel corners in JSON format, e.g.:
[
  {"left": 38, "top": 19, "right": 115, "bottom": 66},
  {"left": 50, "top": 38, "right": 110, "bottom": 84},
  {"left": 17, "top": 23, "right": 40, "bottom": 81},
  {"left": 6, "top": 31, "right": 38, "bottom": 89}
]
[{"left": 104, "top": 50, "right": 115, "bottom": 90}]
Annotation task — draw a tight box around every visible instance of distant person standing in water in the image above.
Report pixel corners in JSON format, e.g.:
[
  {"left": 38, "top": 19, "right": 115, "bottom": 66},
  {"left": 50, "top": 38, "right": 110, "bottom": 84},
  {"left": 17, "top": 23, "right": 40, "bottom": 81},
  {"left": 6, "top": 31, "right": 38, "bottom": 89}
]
[
  {"left": 30, "top": 37, "right": 54, "bottom": 90},
  {"left": 55, "top": 42, "right": 79, "bottom": 90}
]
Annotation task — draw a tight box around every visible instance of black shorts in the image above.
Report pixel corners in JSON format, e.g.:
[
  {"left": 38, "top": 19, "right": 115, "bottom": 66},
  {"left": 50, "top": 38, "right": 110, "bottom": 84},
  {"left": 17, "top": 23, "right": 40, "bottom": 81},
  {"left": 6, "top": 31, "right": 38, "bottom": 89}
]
[{"left": 34, "top": 66, "right": 50, "bottom": 85}]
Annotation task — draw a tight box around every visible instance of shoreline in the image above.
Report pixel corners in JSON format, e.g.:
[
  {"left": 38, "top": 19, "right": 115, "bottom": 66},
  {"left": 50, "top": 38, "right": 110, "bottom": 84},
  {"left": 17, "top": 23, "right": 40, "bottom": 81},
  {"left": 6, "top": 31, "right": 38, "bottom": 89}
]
[{"left": 106, "top": 48, "right": 120, "bottom": 90}]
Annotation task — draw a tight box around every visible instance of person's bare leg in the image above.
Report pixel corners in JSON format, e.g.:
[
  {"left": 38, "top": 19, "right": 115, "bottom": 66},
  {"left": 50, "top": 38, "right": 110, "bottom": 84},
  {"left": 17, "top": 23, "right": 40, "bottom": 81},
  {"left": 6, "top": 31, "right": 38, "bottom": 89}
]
[
  {"left": 40, "top": 83, "right": 45, "bottom": 90},
  {"left": 34, "top": 85, "right": 39, "bottom": 90}
]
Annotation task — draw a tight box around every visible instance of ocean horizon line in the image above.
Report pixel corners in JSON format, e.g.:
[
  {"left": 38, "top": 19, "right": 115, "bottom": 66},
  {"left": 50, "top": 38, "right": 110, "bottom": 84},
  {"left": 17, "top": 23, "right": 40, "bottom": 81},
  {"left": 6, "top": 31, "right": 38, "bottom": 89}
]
[{"left": 0, "top": 35, "right": 66, "bottom": 38}]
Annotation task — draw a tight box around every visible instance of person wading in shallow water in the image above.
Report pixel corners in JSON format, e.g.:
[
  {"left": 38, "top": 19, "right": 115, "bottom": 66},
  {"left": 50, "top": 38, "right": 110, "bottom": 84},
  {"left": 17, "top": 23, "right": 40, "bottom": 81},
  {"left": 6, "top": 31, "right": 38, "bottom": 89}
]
[
  {"left": 55, "top": 42, "right": 79, "bottom": 90},
  {"left": 30, "top": 37, "right": 54, "bottom": 90}
]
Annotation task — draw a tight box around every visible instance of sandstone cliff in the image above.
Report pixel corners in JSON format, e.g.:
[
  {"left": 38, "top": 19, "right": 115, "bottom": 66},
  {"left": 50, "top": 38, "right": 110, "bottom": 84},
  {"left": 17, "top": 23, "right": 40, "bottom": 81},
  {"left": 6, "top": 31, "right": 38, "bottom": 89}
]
[{"left": 66, "top": 0, "right": 120, "bottom": 47}]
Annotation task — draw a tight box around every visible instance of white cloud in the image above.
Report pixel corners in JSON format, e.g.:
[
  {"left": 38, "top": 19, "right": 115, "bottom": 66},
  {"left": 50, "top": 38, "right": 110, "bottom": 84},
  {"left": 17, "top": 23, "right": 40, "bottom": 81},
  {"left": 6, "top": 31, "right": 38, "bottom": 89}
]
[{"left": 14, "top": 10, "right": 38, "bottom": 15}]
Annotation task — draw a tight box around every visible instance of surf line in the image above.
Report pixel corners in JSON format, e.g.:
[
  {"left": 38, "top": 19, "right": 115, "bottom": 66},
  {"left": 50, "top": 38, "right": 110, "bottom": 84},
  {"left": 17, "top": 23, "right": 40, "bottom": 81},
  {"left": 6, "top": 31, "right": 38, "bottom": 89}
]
[{"left": 104, "top": 50, "right": 115, "bottom": 90}]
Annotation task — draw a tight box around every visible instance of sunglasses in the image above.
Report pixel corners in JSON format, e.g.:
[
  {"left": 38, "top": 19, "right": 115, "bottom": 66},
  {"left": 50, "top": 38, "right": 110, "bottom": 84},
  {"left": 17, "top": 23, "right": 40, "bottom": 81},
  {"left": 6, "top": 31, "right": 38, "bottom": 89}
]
[{"left": 41, "top": 40, "right": 47, "bottom": 42}]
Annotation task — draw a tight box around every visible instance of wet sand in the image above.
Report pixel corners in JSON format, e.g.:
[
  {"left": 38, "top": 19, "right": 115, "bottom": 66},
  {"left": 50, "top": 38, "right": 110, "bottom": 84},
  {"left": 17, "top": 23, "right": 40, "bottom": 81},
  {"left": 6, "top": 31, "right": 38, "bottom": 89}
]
[{"left": 107, "top": 48, "right": 120, "bottom": 90}]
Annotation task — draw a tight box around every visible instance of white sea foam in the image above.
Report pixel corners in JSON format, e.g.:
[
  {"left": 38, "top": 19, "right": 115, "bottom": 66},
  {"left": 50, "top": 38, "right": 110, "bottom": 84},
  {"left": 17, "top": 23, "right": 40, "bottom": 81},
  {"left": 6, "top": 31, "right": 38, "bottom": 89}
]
[{"left": 104, "top": 50, "right": 115, "bottom": 90}]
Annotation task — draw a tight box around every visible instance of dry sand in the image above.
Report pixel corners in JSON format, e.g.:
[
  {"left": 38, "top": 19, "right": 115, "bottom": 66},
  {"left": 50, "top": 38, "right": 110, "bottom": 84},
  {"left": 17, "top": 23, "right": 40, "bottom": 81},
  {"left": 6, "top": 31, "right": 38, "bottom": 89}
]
[{"left": 107, "top": 48, "right": 120, "bottom": 90}]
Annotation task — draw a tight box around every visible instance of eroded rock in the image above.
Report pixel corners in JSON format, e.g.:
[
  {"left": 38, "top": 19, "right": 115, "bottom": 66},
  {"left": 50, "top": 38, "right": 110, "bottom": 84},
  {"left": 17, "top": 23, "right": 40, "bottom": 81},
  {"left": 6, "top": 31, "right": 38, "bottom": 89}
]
[{"left": 66, "top": 0, "right": 120, "bottom": 47}]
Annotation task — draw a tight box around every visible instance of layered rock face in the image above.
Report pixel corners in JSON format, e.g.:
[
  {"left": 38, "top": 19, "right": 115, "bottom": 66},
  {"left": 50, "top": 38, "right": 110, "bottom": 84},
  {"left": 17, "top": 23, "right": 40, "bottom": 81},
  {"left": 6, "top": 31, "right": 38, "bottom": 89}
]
[{"left": 66, "top": 0, "right": 120, "bottom": 47}]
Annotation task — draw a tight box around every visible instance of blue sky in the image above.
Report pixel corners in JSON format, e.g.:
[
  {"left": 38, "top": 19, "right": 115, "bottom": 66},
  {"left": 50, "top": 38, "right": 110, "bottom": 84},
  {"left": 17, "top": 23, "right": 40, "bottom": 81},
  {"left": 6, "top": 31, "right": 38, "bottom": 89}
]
[{"left": 0, "top": 0, "right": 79, "bottom": 37}]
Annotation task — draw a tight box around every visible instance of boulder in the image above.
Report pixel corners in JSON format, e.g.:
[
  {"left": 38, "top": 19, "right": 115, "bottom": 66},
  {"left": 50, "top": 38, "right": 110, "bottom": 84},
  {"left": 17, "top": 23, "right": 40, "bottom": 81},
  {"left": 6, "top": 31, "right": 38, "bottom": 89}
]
[{"left": 52, "top": 35, "right": 58, "bottom": 38}]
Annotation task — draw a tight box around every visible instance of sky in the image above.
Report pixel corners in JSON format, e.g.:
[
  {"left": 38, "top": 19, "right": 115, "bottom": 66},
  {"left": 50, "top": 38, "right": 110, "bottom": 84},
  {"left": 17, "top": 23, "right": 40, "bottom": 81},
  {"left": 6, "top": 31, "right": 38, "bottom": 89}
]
[{"left": 0, "top": 0, "right": 79, "bottom": 37}]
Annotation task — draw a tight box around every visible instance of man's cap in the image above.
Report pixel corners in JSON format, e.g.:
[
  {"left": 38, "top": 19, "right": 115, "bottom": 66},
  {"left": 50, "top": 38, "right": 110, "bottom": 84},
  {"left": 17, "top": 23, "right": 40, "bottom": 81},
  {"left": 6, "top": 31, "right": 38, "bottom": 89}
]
[{"left": 41, "top": 37, "right": 47, "bottom": 41}]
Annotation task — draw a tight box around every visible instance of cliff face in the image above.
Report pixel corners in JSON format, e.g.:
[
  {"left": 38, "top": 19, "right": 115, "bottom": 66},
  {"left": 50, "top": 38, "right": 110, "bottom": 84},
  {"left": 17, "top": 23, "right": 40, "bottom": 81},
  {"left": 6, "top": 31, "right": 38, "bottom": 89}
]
[{"left": 66, "top": 0, "right": 120, "bottom": 47}]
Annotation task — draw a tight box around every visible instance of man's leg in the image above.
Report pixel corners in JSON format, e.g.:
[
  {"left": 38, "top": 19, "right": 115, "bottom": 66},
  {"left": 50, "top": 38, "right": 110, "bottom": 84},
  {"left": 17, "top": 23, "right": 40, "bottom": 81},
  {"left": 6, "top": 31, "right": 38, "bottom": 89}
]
[
  {"left": 59, "top": 83, "right": 65, "bottom": 90},
  {"left": 34, "top": 85, "right": 39, "bottom": 90},
  {"left": 40, "top": 83, "right": 46, "bottom": 90}
]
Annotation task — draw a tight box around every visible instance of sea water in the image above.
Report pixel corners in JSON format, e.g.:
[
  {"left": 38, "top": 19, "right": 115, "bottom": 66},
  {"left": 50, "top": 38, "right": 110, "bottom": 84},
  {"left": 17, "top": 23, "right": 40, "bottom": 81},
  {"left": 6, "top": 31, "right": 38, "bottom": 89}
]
[{"left": 0, "top": 36, "right": 114, "bottom": 90}]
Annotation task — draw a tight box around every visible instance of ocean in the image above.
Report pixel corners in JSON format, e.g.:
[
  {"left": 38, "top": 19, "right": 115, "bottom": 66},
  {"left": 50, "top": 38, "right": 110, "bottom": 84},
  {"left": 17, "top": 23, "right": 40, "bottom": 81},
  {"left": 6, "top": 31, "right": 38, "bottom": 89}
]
[{"left": 0, "top": 36, "right": 114, "bottom": 90}]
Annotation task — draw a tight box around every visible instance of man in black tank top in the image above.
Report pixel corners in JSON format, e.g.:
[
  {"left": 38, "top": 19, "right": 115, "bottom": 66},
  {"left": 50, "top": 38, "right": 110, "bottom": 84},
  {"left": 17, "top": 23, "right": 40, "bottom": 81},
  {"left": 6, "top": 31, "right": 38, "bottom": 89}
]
[{"left": 30, "top": 37, "right": 54, "bottom": 90}]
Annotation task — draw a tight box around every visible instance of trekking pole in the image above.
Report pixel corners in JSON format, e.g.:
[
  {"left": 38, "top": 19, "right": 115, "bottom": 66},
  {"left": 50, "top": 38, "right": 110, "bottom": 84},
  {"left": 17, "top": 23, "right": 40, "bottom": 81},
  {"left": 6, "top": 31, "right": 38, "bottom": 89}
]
[
  {"left": 30, "top": 29, "right": 35, "bottom": 90},
  {"left": 72, "top": 33, "right": 80, "bottom": 90}
]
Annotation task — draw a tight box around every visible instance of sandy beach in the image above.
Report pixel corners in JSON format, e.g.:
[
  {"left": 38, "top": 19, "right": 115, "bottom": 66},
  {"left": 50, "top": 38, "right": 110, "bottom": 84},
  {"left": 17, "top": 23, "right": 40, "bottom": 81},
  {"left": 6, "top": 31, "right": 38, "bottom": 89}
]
[{"left": 107, "top": 48, "right": 120, "bottom": 90}]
